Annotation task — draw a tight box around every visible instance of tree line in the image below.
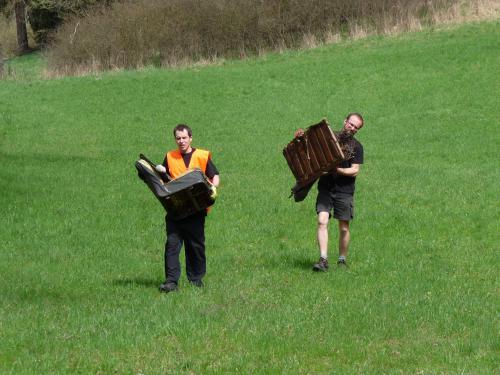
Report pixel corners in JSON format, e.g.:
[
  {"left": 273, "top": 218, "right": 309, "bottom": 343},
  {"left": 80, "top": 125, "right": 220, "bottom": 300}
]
[
  {"left": 0, "top": 0, "right": 112, "bottom": 54},
  {"left": 2, "top": 0, "right": 494, "bottom": 77}
]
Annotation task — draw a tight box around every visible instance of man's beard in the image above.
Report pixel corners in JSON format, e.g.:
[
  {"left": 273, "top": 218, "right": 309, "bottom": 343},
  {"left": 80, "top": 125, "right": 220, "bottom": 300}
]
[{"left": 335, "top": 129, "right": 356, "bottom": 160}]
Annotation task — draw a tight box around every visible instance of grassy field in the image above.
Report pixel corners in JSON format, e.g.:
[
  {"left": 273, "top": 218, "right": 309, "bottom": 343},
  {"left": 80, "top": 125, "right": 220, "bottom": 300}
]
[{"left": 1, "top": 21, "right": 499, "bottom": 374}]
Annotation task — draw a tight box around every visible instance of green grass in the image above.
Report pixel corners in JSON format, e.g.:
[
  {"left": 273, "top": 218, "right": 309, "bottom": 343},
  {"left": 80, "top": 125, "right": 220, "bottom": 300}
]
[
  {"left": 1, "top": 52, "right": 46, "bottom": 81},
  {"left": 1, "top": 21, "right": 499, "bottom": 374}
]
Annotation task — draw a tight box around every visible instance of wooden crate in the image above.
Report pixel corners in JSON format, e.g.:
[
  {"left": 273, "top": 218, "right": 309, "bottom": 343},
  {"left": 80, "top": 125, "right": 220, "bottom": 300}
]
[{"left": 283, "top": 119, "right": 345, "bottom": 188}]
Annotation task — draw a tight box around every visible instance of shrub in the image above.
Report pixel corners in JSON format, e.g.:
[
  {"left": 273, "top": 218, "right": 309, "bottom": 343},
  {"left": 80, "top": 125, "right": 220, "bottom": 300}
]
[
  {"left": 45, "top": 0, "right": 499, "bottom": 75},
  {"left": 0, "top": 15, "right": 18, "bottom": 56},
  {"left": 27, "top": 0, "right": 112, "bottom": 44},
  {"left": 0, "top": 14, "right": 36, "bottom": 57}
]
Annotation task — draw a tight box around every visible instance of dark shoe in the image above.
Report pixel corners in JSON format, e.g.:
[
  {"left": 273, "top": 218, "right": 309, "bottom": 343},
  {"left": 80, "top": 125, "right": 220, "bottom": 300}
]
[
  {"left": 312, "top": 257, "right": 329, "bottom": 271},
  {"left": 159, "top": 282, "right": 178, "bottom": 293},
  {"left": 189, "top": 280, "right": 204, "bottom": 288},
  {"left": 337, "top": 259, "right": 348, "bottom": 267}
]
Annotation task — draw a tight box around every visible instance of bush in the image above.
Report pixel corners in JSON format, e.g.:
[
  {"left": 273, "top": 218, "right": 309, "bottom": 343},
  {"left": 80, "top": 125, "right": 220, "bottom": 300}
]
[
  {"left": 0, "top": 16, "right": 18, "bottom": 56},
  {"left": 0, "top": 14, "right": 36, "bottom": 57},
  {"left": 45, "top": 0, "right": 497, "bottom": 75},
  {"left": 27, "top": 0, "right": 112, "bottom": 44}
]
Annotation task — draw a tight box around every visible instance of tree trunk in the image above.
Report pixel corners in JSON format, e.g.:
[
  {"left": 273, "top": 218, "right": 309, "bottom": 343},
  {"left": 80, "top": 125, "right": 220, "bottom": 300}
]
[
  {"left": 15, "top": 0, "right": 30, "bottom": 54},
  {"left": 0, "top": 47, "right": 4, "bottom": 77}
]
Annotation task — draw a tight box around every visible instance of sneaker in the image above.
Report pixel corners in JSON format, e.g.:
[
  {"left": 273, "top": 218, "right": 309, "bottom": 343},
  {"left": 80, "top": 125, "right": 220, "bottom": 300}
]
[
  {"left": 189, "top": 280, "right": 204, "bottom": 288},
  {"left": 312, "top": 257, "right": 329, "bottom": 272},
  {"left": 159, "top": 282, "right": 178, "bottom": 293},
  {"left": 337, "top": 259, "right": 348, "bottom": 267}
]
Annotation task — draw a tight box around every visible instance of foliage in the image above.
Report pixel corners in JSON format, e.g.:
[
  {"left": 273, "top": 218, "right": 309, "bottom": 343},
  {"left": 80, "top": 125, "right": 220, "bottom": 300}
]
[
  {"left": 0, "top": 12, "right": 36, "bottom": 57},
  {"left": 45, "top": 0, "right": 499, "bottom": 75},
  {"left": 0, "top": 14, "right": 19, "bottom": 55},
  {"left": 27, "top": 0, "right": 112, "bottom": 44},
  {"left": 0, "top": 0, "right": 9, "bottom": 15},
  {"left": 1, "top": 22, "right": 499, "bottom": 373}
]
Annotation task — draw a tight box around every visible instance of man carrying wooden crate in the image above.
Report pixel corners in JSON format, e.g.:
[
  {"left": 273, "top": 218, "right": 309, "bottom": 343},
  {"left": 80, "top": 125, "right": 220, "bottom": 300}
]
[{"left": 294, "top": 113, "right": 364, "bottom": 270}]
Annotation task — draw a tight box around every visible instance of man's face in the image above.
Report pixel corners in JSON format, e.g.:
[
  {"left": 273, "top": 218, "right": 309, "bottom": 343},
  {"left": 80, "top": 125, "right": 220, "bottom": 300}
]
[
  {"left": 343, "top": 116, "right": 363, "bottom": 135},
  {"left": 174, "top": 129, "right": 192, "bottom": 153}
]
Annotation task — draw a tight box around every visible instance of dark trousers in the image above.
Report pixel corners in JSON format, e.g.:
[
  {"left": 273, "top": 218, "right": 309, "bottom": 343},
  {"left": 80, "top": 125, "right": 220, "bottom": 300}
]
[{"left": 165, "top": 212, "right": 206, "bottom": 284}]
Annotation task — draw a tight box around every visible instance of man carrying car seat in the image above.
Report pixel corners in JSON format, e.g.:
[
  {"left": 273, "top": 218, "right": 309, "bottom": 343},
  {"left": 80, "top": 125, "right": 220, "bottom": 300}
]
[{"left": 155, "top": 124, "right": 220, "bottom": 293}]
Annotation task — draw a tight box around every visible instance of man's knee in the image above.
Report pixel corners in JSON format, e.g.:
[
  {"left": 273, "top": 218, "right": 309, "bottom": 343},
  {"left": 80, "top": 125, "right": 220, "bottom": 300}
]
[
  {"left": 317, "top": 212, "right": 330, "bottom": 229},
  {"left": 339, "top": 220, "right": 350, "bottom": 234},
  {"left": 166, "top": 234, "right": 182, "bottom": 252}
]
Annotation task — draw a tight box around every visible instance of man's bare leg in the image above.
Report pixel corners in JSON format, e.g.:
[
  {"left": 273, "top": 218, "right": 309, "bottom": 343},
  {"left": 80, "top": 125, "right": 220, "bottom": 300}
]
[
  {"left": 313, "top": 212, "right": 331, "bottom": 271},
  {"left": 317, "top": 212, "right": 330, "bottom": 259},
  {"left": 338, "top": 220, "right": 350, "bottom": 264}
]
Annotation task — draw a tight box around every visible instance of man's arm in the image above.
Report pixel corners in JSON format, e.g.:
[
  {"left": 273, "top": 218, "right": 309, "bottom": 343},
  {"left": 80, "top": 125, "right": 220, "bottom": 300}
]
[
  {"left": 336, "top": 163, "right": 361, "bottom": 177},
  {"left": 205, "top": 158, "right": 220, "bottom": 187}
]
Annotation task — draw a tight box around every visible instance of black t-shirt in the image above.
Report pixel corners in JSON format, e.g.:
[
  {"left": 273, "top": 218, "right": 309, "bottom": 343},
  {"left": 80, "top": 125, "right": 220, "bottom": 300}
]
[
  {"left": 162, "top": 148, "right": 219, "bottom": 179},
  {"left": 318, "top": 138, "right": 363, "bottom": 194}
]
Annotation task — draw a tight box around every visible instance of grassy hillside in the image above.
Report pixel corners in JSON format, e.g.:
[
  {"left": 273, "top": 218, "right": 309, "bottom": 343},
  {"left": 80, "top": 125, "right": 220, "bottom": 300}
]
[{"left": 1, "top": 21, "right": 499, "bottom": 373}]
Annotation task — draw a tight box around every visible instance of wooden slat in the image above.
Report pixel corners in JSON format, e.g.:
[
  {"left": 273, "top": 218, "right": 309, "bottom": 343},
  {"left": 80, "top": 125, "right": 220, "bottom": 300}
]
[{"left": 283, "top": 119, "right": 347, "bottom": 188}]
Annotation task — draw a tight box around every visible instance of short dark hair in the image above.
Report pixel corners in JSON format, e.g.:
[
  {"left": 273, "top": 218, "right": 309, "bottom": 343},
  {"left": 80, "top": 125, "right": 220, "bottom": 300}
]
[
  {"left": 173, "top": 124, "right": 192, "bottom": 137},
  {"left": 346, "top": 113, "right": 364, "bottom": 126}
]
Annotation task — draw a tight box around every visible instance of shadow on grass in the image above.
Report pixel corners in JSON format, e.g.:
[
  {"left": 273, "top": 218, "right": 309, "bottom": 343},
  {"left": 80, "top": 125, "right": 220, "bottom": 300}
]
[
  {"left": 1, "top": 152, "right": 98, "bottom": 163},
  {"left": 288, "top": 257, "right": 314, "bottom": 270},
  {"left": 113, "top": 277, "right": 159, "bottom": 288},
  {"left": 274, "top": 255, "right": 356, "bottom": 274}
]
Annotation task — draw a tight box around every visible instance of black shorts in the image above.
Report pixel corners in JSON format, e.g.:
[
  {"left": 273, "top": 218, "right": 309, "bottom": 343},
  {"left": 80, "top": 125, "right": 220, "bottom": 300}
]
[{"left": 316, "top": 190, "right": 354, "bottom": 221}]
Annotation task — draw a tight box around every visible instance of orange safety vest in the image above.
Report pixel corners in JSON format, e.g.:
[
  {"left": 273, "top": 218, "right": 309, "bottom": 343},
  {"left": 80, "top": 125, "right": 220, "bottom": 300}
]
[{"left": 166, "top": 148, "right": 211, "bottom": 179}]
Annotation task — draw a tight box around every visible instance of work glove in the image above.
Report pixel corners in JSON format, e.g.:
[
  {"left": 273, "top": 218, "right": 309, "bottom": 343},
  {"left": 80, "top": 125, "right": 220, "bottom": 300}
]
[
  {"left": 210, "top": 186, "right": 218, "bottom": 199},
  {"left": 155, "top": 164, "right": 166, "bottom": 174}
]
